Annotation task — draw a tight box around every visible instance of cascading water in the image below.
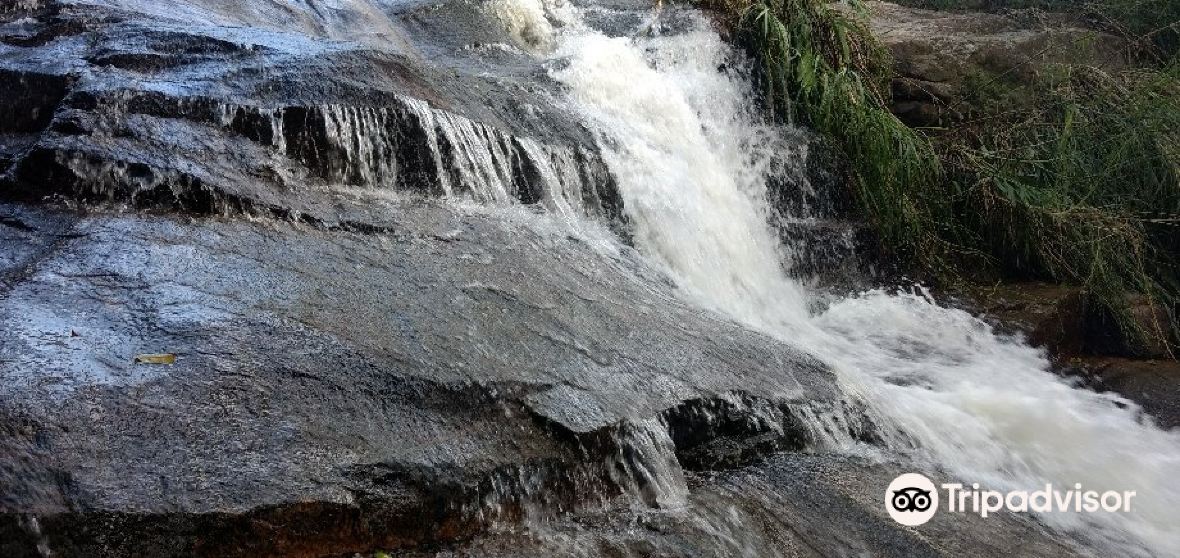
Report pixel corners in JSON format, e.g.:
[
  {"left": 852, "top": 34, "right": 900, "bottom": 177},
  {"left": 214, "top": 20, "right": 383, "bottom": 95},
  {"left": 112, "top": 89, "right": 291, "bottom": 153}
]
[{"left": 486, "top": 2, "right": 1180, "bottom": 556}]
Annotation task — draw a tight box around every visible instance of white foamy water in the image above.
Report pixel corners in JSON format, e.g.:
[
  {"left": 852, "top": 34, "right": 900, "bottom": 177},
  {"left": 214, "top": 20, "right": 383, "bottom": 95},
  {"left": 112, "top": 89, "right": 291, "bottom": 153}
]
[
  {"left": 534, "top": 5, "right": 1180, "bottom": 557},
  {"left": 551, "top": 26, "right": 812, "bottom": 327}
]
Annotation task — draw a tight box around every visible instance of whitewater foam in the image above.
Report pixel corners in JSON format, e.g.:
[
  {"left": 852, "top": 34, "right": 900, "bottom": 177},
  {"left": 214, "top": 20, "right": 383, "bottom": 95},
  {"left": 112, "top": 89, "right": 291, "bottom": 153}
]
[{"left": 544, "top": 5, "right": 1180, "bottom": 557}]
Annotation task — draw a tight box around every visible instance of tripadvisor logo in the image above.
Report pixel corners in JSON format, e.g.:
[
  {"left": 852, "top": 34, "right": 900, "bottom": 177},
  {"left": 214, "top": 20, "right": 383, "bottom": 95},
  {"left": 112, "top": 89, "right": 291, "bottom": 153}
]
[
  {"left": 885, "top": 473, "right": 1137, "bottom": 527},
  {"left": 886, "top": 473, "right": 939, "bottom": 526}
]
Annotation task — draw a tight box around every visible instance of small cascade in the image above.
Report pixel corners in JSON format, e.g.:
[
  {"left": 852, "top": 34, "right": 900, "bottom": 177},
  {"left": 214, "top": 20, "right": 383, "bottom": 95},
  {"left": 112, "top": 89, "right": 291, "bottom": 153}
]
[
  {"left": 455, "top": 396, "right": 872, "bottom": 548},
  {"left": 461, "top": 417, "right": 691, "bottom": 533},
  {"left": 16, "top": 514, "right": 52, "bottom": 558},
  {"left": 412, "top": 99, "right": 516, "bottom": 202},
  {"left": 760, "top": 133, "right": 873, "bottom": 285},
  {"left": 784, "top": 399, "right": 883, "bottom": 450},
  {"left": 0, "top": 0, "right": 45, "bottom": 15},
  {"left": 317, "top": 104, "right": 403, "bottom": 192},
  {"left": 660, "top": 392, "right": 880, "bottom": 472},
  {"left": 217, "top": 96, "right": 609, "bottom": 208},
  {"left": 604, "top": 417, "right": 690, "bottom": 510},
  {"left": 515, "top": 137, "right": 593, "bottom": 217},
  {"left": 13, "top": 86, "right": 621, "bottom": 219}
]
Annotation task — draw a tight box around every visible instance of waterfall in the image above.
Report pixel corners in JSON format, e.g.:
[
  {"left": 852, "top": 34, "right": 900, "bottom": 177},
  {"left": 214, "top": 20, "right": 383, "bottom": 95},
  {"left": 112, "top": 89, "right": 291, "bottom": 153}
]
[
  {"left": 535, "top": 4, "right": 1180, "bottom": 557},
  {"left": 551, "top": 27, "right": 812, "bottom": 328}
]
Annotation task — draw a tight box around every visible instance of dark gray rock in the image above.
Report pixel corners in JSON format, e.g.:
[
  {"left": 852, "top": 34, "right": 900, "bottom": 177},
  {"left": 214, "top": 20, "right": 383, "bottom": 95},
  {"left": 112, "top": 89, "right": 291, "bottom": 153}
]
[
  {"left": 0, "top": 0, "right": 623, "bottom": 222},
  {"left": 0, "top": 2, "right": 1100, "bottom": 556},
  {"left": 1077, "top": 358, "right": 1180, "bottom": 430},
  {"left": 395, "top": 454, "right": 1082, "bottom": 558},
  {"left": 0, "top": 200, "right": 849, "bottom": 556}
]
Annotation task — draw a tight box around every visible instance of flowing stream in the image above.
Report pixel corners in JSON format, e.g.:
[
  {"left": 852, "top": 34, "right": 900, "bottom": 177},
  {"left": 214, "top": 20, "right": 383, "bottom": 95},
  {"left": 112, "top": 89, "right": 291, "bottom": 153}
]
[
  {"left": 4, "top": 0, "right": 1179, "bottom": 554},
  {"left": 482, "top": 1, "right": 1180, "bottom": 555}
]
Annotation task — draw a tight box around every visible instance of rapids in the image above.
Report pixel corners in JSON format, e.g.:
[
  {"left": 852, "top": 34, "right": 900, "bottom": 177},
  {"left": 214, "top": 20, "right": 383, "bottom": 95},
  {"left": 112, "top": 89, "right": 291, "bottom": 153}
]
[
  {"left": 531, "top": 2, "right": 1180, "bottom": 556},
  {"left": 2, "top": 0, "right": 1178, "bottom": 555}
]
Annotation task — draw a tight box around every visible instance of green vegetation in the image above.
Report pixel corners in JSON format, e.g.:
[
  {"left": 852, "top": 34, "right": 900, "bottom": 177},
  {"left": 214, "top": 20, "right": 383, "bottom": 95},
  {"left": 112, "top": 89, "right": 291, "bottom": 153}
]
[
  {"left": 950, "top": 63, "right": 1180, "bottom": 348},
  {"left": 701, "top": 0, "right": 953, "bottom": 264},
  {"left": 697, "top": 0, "right": 1180, "bottom": 353}
]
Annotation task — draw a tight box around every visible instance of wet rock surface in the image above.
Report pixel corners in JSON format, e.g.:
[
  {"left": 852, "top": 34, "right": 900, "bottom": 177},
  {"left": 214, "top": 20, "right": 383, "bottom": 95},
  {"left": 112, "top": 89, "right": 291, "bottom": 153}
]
[
  {"left": 0, "top": 1, "right": 1108, "bottom": 556},
  {"left": 0, "top": 199, "right": 847, "bottom": 557},
  {"left": 397, "top": 454, "right": 1080, "bottom": 558},
  {"left": 1078, "top": 358, "right": 1180, "bottom": 430},
  {"left": 0, "top": 0, "right": 622, "bottom": 220},
  {"left": 959, "top": 282, "right": 1090, "bottom": 358}
]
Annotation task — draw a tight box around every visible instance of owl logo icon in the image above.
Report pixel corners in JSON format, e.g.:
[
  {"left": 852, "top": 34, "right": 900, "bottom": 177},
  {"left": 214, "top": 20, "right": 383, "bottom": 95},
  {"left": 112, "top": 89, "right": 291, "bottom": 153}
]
[
  {"left": 892, "top": 487, "right": 934, "bottom": 512},
  {"left": 886, "top": 473, "right": 939, "bottom": 526}
]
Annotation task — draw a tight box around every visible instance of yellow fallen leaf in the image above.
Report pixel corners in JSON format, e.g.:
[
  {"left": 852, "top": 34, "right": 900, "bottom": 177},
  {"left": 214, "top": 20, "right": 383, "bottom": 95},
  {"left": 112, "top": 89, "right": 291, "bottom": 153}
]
[{"left": 134, "top": 353, "right": 176, "bottom": 365}]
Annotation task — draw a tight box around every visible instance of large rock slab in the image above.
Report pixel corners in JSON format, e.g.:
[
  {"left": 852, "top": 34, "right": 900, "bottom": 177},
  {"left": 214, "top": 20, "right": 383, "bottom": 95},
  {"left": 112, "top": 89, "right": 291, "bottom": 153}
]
[
  {"left": 0, "top": 0, "right": 622, "bottom": 220},
  {"left": 0, "top": 2, "right": 859, "bottom": 555},
  {"left": 0, "top": 200, "right": 847, "bottom": 557},
  {"left": 0, "top": 2, "right": 1107, "bottom": 556}
]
